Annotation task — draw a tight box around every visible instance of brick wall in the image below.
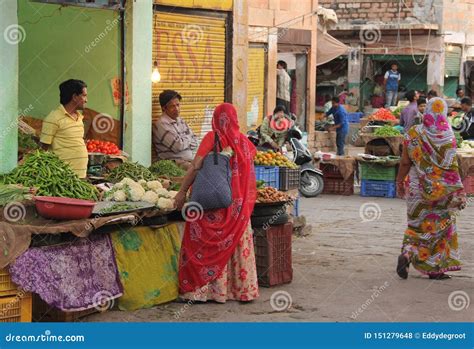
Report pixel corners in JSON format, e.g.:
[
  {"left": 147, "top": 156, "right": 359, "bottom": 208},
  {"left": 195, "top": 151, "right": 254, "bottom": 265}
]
[
  {"left": 318, "top": 0, "right": 415, "bottom": 23},
  {"left": 442, "top": 0, "right": 474, "bottom": 34}
]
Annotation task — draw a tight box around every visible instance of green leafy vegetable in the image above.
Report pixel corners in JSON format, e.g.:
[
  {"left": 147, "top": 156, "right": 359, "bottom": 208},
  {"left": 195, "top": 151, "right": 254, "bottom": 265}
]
[{"left": 149, "top": 160, "right": 186, "bottom": 178}]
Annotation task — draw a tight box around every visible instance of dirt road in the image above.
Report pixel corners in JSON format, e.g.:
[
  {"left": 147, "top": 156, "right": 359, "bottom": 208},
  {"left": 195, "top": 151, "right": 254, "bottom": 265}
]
[{"left": 87, "top": 194, "right": 473, "bottom": 322}]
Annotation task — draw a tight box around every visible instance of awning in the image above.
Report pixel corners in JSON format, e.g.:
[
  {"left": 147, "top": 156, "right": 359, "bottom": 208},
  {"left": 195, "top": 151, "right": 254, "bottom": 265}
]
[{"left": 317, "top": 30, "right": 349, "bottom": 66}]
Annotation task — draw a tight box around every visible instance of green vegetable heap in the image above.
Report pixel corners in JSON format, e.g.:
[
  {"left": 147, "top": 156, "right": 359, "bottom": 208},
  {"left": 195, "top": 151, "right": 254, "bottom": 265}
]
[
  {"left": 0, "top": 184, "right": 34, "bottom": 206},
  {"left": 99, "top": 203, "right": 139, "bottom": 214},
  {"left": 0, "top": 150, "right": 98, "bottom": 200},
  {"left": 149, "top": 160, "right": 186, "bottom": 178},
  {"left": 106, "top": 162, "right": 158, "bottom": 183},
  {"left": 374, "top": 125, "right": 401, "bottom": 137}
]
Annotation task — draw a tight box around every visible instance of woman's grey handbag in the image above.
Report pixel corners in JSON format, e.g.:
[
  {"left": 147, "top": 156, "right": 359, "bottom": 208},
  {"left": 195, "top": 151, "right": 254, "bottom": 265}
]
[{"left": 190, "top": 133, "right": 232, "bottom": 210}]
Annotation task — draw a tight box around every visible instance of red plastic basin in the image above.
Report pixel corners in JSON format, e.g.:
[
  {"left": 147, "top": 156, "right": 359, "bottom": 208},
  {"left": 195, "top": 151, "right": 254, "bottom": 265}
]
[{"left": 34, "top": 196, "right": 96, "bottom": 220}]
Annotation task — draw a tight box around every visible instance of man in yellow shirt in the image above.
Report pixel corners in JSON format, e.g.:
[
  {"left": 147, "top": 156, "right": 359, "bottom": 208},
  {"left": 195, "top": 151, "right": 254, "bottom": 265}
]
[{"left": 40, "top": 79, "right": 89, "bottom": 178}]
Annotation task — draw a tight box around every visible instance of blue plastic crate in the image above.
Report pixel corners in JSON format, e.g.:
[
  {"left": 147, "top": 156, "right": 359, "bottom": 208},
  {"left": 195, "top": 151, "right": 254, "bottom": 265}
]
[
  {"left": 255, "top": 166, "right": 280, "bottom": 189},
  {"left": 361, "top": 179, "right": 396, "bottom": 198},
  {"left": 347, "top": 112, "right": 364, "bottom": 123}
]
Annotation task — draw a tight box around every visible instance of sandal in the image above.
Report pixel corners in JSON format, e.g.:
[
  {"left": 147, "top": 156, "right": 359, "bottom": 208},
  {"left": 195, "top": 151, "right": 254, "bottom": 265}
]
[
  {"left": 429, "top": 273, "right": 452, "bottom": 280},
  {"left": 396, "top": 254, "right": 410, "bottom": 279}
]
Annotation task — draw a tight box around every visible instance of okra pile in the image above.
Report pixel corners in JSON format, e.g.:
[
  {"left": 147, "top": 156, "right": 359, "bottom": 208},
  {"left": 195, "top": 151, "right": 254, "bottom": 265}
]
[{"left": 0, "top": 150, "right": 98, "bottom": 201}]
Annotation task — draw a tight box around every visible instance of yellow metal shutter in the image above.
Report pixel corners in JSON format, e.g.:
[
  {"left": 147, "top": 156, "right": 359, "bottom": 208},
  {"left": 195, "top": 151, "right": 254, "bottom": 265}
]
[
  {"left": 152, "top": 11, "right": 226, "bottom": 138},
  {"left": 246, "top": 46, "right": 266, "bottom": 129}
]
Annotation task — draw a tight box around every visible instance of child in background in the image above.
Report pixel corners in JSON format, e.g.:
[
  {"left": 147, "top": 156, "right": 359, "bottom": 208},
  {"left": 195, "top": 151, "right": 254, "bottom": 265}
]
[{"left": 414, "top": 98, "right": 427, "bottom": 126}]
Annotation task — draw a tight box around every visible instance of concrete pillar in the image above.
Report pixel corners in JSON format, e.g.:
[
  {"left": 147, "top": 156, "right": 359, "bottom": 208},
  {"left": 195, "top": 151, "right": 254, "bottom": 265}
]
[
  {"left": 266, "top": 32, "right": 278, "bottom": 117},
  {"left": 306, "top": 15, "right": 317, "bottom": 133},
  {"left": 459, "top": 45, "right": 467, "bottom": 89},
  {"left": 295, "top": 54, "right": 307, "bottom": 128},
  {"left": 232, "top": 0, "right": 249, "bottom": 131},
  {"left": 124, "top": 0, "right": 153, "bottom": 166},
  {"left": 0, "top": 1, "right": 19, "bottom": 173},
  {"left": 427, "top": 50, "right": 445, "bottom": 96},
  {"left": 348, "top": 45, "right": 362, "bottom": 105}
]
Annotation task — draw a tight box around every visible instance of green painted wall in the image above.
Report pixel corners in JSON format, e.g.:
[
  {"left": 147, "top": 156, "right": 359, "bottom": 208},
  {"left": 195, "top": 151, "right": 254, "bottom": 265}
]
[
  {"left": 18, "top": 0, "right": 121, "bottom": 120},
  {"left": 0, "top": 0, "right": 19, "bottom": 173}
]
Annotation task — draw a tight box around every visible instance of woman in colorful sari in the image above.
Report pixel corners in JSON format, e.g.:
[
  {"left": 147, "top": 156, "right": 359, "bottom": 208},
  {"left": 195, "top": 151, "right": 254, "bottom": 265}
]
[
  {"left": 396, "top": 98, "right": 467, "bottom": 280},
  {"left": 174, "top": 103, "right": 259, "bottom": 302}
]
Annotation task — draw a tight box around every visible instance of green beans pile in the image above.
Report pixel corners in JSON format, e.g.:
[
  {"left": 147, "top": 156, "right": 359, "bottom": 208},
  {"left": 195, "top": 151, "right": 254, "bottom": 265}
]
[
  {"left": 0, "top": 150, "right": 98, "bottom": 201},
  {"left": 149, "top": 160, "right": 186, "bottom": 178},
  {"left": 106, "top": 161, "right": 157, "bottom": 183},
  {"left": 374, "top": 125, "right": 401, "bottom": 137}
]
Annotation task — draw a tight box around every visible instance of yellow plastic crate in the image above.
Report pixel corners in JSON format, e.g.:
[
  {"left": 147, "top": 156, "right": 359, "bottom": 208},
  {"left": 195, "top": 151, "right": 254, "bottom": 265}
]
[
  {"left": 0, "top": 293, "right": 32, "bottom": 322},
  {"left": 0, "top": 267, "right": 18, "bottom": 296}
]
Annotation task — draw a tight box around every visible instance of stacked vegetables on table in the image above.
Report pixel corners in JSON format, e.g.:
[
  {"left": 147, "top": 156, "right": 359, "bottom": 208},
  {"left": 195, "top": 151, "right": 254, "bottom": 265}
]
[
  {"left": 86, "top": 139, "right": 121, "bottom": 155},
  {"left": 368, "top": 108, "right": 397, "bottom": 121},
  {"left": 106, "top": 162, "right": 158, "bottom": 183},
  {"left": 459, "top": 140, "right": 474, "bottom": 150},
  {"left": 374, "top": 125, "right": 402, "bottom": 137},
  {"left": 392, "top": 106, "right": 403, "bottom": 119},
  {"left": 18, "top": 132, "right": 38, "bottom": 151},
  {"left": 0, "top": 184, "right": 35, "bottom": 206},
  {"left": 105, "top": 178, "right": 176, "bottom": 210},
  {"left": 149, "top": 160, "right": 186, "bottom": 178},
  {"left": 254, "top": 150, "right": 298, "bottom": 169},
  {"left": 256, "top": 187, "right": 292, "bottom": 204},
  {"left": 0, "top": 151, "right": 99, "bottom": 201}
]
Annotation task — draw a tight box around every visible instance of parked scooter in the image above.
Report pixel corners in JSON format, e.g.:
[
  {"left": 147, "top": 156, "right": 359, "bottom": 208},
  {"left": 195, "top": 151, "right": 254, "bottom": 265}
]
[{"left": 247, "top": 115, "right": 324, "bottom": 197}]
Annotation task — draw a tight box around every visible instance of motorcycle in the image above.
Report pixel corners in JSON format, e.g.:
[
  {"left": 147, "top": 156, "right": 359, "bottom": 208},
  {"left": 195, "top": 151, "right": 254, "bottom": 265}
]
[{"left": 248, "top": 116, "right": 324, "bottom": 197}]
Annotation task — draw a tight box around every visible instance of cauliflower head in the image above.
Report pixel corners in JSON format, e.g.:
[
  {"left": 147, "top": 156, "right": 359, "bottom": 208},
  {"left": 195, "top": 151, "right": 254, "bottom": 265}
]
[
  {"left": 157, "top": 197, "right": 174, "bottom": 210},
  {"left": 142, "top": 190, "right": 159, "bottom": 204},
  {"left": 147, "top": 180, "right": 163, "bottom": 191},
  {"left": 113, "top": 190, "right": 127, "bottom": 202}
]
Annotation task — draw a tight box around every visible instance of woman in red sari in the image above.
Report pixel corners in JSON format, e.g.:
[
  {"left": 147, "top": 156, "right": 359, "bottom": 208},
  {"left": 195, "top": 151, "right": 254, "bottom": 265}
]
[{"left": 174, "top": 103, "right": 259, "bottom": 302}]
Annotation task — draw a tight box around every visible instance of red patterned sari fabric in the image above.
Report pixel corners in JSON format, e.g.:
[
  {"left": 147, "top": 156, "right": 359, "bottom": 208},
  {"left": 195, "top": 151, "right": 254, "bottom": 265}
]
[{"left": 179, "top": 103, "right": 257, "bottom": 295}]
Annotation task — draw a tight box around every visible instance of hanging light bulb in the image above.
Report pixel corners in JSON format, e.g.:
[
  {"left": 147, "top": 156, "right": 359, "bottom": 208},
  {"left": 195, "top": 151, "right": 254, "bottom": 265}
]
[
  {"left": 151, "top": 61, "right": 161, "bottom": 83},
  {"left": 447, "top": 44, "right": 454, "bottom": 52}
]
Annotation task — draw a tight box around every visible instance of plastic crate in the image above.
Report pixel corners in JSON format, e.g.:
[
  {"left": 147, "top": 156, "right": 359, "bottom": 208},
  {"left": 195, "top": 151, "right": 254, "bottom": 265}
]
[
  {"left": 347, "top": 112, "right": 364, "bottom": 123},
  {"left": 253, "top": 223, "right": 293, "bottom": 287},
  {"left": 279, "top": 167, "right": 300, "bottom": 191},
  {"left": 0, "top": 268, "right": 18, "bottom": 297},
  {"left": 320, "top": 163, "right": 343, "bottom": 178},
  {"left": 0, "top": 293, "right": 32, "bottom": 322},
  {"left": 360, "top": 162, "right": 397, "bottom": 181},
  {"left": 32, "top": 293, "right": 99, "bottom": 322},
  {"left": 463, "top": 175, "right": 474, "bottom": 196},
  {"left": 255, "top": 166, "right": 280, "bottom": 189},
  {"left": 361, "top": 179, "right": 397, "bottom": 198},
  {"left": 322, "top": 175, "right": 354, "bottom": 196}
]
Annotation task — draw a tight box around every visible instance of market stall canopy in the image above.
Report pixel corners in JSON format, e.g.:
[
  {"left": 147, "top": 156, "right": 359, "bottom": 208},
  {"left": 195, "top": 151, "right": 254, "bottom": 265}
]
[{"left": 317, "top": 30, "right": 350, "bottom": 66}]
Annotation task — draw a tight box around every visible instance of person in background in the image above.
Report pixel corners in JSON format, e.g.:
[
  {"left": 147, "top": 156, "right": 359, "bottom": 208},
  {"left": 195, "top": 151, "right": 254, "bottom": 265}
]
[
  {"left": 396, "top": 98, "right": 466, "bottom": 280},
  {"left": 400, "top": 90, "right": 419, "bottom": 132},
  {"left": 346, "top": 92, "right": 358, "bottom": 107},
  {"left": 323, "top": 94, "right": 332, "bottom": 113},
  {"left": 427, "top": 90, "right": 438, "bottom": 101},
  {"left": 40, "top": 79, "right": 88, "bottom": 178},
  {"left": 276, "top": 60, "right": 291, "bottom": 113},
  {"left": 452, "top": 97, "right": 474, "bottom": 140},
  {"left": 455, "top": 87, "right": 465, "bottom": 103},
  {"left": 152, "top": 90, "right": 198, "bottom": 170},
  {"left": 338, "top": 88, "right": 349, "bottom": 105},
  {"left": 384, "top": 63, "right": 401, "bottom": 107},
  {"left": 326, "top": 97, "right": 349, "bottom": 156},
  {"left": 259, "top": 106, "right": 291, "bottom": 151},
  {"left": 414, "top": 98, "right": 427, "bottom": 126}
]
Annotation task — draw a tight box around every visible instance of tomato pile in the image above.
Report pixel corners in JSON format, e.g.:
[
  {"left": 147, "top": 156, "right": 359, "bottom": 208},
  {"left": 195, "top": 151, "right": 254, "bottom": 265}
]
[
  {"left": 370, "top": 108, "right": 397, "bottom": 121},
  {"left": 86, "top": 139, "right": 121, "bottom": 155}
]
